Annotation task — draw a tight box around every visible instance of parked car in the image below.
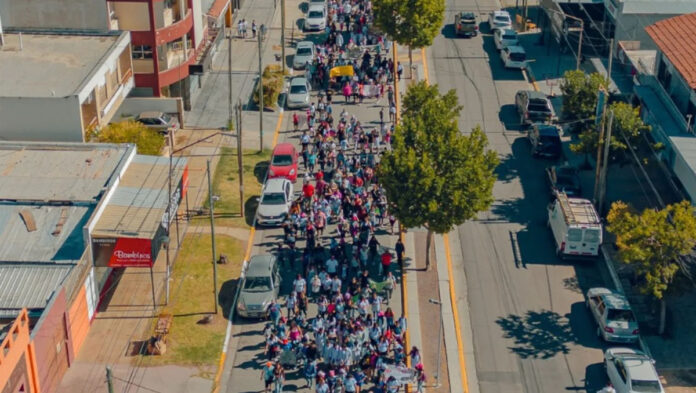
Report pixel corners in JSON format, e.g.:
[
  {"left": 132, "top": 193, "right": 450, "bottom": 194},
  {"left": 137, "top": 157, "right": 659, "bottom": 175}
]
[
  {"left": 308, "top": 0, "right": 326, "bottom": 6},
  {"left": 528, "top": 123, "right": 562, "bottom": 159},
  {"left": 500, "top": 45, "right": 527, "bottom": 69},
  {"left": 256, "top": 178, "right": 294, "bottom": 226},
  {"left": 587, "top": 288, "right": 640, "bottom": 343},
  {"left": 488, "top": 10, "right": 512, "bottom": 31},
  {"left": 494, "top": 28, "right": 519, "bottom": 50},
  {"left": 455, "top": 12, "right": 478, "bottom": 37},
  {"left": 515, "top": 90, "right": 556, "bottom": 125},
  {"left": 293, "top": 41, "right": 315, "bottom": 70},
  {"left": 546, "top": 164, "right": 581, "bottom": 197},
  {"left": 304, "top": 4, "right": 326, "bottom": 31},
  {"left": 287, "top": 77, "right": 311, "bottom": 109},
  {"left": 604, "top": 348, "right": 664, "bottom": 393},
  {"left": 269, "top": 142, "right": 299, "bottom": 182},
  {"left": 136, "top": 111, "right": 179, "bottom": 134},
  {"left": 237, "top": 254, "right": 280, "bottom": 319},
  {"left": 548, "top": 193, "right": 602, "bottom": 259}
]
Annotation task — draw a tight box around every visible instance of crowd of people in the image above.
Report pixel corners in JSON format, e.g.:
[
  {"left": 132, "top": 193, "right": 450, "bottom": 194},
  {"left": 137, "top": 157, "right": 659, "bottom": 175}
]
[{"left": 254, "top": 0, "right": 430, "bottom": 391}]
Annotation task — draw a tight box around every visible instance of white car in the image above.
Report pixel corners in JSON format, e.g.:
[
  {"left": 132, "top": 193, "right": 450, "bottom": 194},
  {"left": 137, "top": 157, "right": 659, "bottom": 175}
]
[
  {"left": 500, "top": 45, "right": 527, "bottom": 69},
  {"left": 494, "top": 28, "right": 519, "bottom": 50},
  {"left": 256, "top": 178, "right": 294, "bottom": 226},
  {"left": 293, "top": 41, "right": 315, "bottom": 70},
  {"left": 587, "top": 287, "right": 640, "bottom": 343},
  {"left": 287, "top": 77, "right": 311, "bottom": 109},
  {"left": 304, "top": 4, "right": 326, "bottom": 31},
  {"left": 488, "top": 10, "right": 512, "bottom": 31},
  {"left": 604, "top": 348, "right": 664, "bottom": 393}
]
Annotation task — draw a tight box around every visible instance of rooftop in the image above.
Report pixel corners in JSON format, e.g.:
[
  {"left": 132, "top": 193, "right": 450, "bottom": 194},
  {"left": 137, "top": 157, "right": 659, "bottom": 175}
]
[
  {"left": 646, "top": 12, "right": 696, "bottom": 89},
  {"left": 0, "top": 31, "right": 125, "bottom": 98},
  {"left": 0, "top": 142, "right": 134, "bottom": 202},
  {"left": 622, "top": 0, "right": 696, "bottom": 15},
  {"left": 0, "top": 264, "right": 73, "bottom": 318},
  {"left": 91, "top": 155, "right": 187, "bottom": 239},
  {"left": 0, "top": 204, "right": 92, "bottom": 263}
]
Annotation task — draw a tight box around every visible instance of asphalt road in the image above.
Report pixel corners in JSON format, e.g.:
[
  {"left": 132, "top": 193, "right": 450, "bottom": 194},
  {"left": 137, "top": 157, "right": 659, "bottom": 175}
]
[{"left": 428, "top": 0, "right": 610, "bottom": 391}]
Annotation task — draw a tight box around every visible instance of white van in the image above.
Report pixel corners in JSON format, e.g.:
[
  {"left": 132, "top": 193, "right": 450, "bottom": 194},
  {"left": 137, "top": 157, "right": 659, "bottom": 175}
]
[{"left": 547, "top": 193, "right": 602, "bottom": 259}]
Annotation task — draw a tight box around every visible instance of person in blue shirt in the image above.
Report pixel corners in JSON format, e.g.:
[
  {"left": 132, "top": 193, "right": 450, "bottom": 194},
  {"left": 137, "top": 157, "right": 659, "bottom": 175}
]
[
  {"left": 304, "top": 359, "right": 317, "bottom": 389},
  {"left": 344, "top": 373, "right": 358, "bottom": 393},
  {"left": 260, "top": 362, "right": 275, "bottom": 393}
]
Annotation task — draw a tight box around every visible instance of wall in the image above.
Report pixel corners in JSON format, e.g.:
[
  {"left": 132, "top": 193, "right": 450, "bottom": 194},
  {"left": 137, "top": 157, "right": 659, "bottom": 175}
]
[
  {"left": 192, "top": 0, "right": 205, "bottom": 47},
  {"left": 0, "top": 96, "right": 84, "bottom": 142},
  {"left": 0, "top": 0, "right": 108, "bottom": 30},
  {"left": 0, "top": 310, "right": 39, "bottom": 393},
  {"left": 112, "top": 97, "right": 184, "bottom": 125},
  {"left": 111, "top": 2, "right": 150, "bottom": 31},
  {"left": 31, "top": 290, "right": 70, "bottom": 393}
]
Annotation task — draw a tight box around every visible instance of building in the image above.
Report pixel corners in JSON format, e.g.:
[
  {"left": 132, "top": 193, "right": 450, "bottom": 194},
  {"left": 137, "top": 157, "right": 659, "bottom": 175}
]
[
  {"left": 0, "top": 0, "right": 229, "bottom": 107},
  {"left": 0, "top": 142, "right": 187, "bottom": 393},
  {"left": 626, "top": 12, "right": 696, "bottom": 200},
  {"left": 540, "top": 0, "right": 696, "bottom": 56},
  {"left": 0, "top": 31, "right": 133, "bottom": 142}
]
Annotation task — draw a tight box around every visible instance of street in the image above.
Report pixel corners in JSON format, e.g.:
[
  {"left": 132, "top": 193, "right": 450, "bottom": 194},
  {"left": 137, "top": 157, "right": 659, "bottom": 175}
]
[{"left": 428, "top": 0, "right": 610, "bottom": 392}]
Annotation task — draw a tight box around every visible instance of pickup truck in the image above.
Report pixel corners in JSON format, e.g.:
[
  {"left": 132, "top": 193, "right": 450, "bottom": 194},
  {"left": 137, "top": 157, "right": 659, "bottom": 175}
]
[{"left": 455, "top": 12, "right": 478, "bottom": 37}]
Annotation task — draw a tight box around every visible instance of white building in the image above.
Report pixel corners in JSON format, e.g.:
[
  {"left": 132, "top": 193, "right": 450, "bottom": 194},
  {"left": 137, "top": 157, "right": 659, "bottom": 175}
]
[{"left": 0, "top": 31, "right": 134, "bottom": 142}]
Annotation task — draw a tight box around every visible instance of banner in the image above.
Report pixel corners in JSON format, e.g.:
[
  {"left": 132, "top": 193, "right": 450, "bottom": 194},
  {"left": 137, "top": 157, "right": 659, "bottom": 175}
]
[
  {"left": 384, "top": 365, "right": 416, "bottom": 384},
  {"left": 330, "top": 65, "right": 354, "bottom": 78},
  {"left": 92, "top": 237, "right": 153, "bottom": 267}
]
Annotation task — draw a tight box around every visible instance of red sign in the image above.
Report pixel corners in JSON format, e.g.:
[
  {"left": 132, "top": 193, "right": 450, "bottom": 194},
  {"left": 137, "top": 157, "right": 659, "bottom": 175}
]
[
  {"left": 92, "top": 237, "right": 153, "bottom": 267},
  {"left": 181, "top": 164, "right": 189, "bottom": 199}
]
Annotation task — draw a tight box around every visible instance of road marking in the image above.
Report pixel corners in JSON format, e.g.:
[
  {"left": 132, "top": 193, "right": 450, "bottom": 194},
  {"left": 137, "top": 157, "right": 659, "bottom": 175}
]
[
  {"left": 443, "top": 233, "right": 470, "bottom": 393},
  {"left": 523, "top": 68, "right": 540, "bottom": 92},
  {"left": 399, "top": 226, "right": 412, "bottom": 393},
  {"left": 421, "top": 47, "right": 430, "bottom": 85},
  {"left": 212, "top": 109, "right": 284, "bottom": 393}
]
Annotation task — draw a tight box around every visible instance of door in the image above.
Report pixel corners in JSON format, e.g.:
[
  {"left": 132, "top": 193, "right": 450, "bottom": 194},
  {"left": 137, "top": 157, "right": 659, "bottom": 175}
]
[
  {"left": 580, "top": 228, "right": 601, "bottom": 256},
  {"left": 564, "top": 227, "right": 583, "bottom": 254}
]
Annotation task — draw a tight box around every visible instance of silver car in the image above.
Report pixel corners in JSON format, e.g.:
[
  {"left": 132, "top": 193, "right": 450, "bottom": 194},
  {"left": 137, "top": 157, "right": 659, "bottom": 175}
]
[
  {"left": 237, "top": 254, "right": 280, "bottom": 318},
  {"left": 587, "top": 287, "right": 640, "bottom": 343},
  {"left": 604, "top": 348, "right": 664, "bottom": 393},
  {"left": 255, "top": 178, "right": 294, "bottom": 226},
  {"left": 287, "top": 77, "right": 311, "bottom": 109},
  {"left": 293, "top": 41, "right": 315, "bottom": 70}
]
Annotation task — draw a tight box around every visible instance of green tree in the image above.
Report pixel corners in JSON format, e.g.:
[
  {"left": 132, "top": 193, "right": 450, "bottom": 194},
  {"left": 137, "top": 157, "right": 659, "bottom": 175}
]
[
  {"left": 88, "top": 120, "right": 165, "bottom": 155},
  {"left": 569, "top": 101, "right": 651, "bottom": 166},
  {"left": 607, "top": 200, "right": 696, "bottom": 334},
  {"left": 560, "top": 70, "right": 608, "bottom": 125},
  {"left": 379, "top": 81, "right": 498, "bottom": 270},
  {"left": 373, "top": 0, "right": 444, "bottom": 72}
]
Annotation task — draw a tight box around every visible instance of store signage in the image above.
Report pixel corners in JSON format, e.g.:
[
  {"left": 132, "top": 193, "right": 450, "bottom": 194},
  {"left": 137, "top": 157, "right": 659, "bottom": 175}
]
[
  {"left": 160, "top": 164, "right": 189, "bottom": 231},
  {"left": 92, "top": 237, "right": 153, "bottom": 267}
]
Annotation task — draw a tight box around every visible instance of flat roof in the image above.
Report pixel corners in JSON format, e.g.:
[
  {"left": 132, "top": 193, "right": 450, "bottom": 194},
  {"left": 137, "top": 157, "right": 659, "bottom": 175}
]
[
  {"left": 0, "top": 32, "right": 125, "bottom": 98},
  {"left": 622, "top": 0, "right": 696, "bottom": 15},
  {"left": 91, "top": 155, "right": 187, "bottom": 239},
  {"left": 0, "top": 142, "right": 133, "bottom": 202}
]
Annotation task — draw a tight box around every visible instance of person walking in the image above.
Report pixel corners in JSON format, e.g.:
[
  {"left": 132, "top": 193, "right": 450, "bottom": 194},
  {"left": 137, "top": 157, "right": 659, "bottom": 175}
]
[
  {"left": 395, "top": 238, "right": 405, "bottom": 266},
  {"left": 273, "top": 362, "right": 285, "bottom": 393},
  {"left": 293, "top": 112, "right": 300, "bottom": 131},
  {"left": 415, "top": 363, "right": 426, "bottom": 393},
  {"left": 260, "top": 361, "right": 275, "bottom": 393},
  {"left": 383, "top": 271, "right": 396, "bottom": 304},
  {"left": 252, "top": 20, "right": 258, "bottom": 38},
  {"left": 389, "top": 102, "right": 396, "bottom": 123}
]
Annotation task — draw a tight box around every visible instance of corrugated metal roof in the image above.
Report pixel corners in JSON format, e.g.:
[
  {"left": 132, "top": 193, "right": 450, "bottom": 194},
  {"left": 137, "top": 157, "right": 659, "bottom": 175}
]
[
  {"left": 0, "top": 264, "right": 73, "bottom": 316},
  {"left": 91, "top": 155, "right": 186, "bottom": 238},
  {"left": 0, "top": 205, "right": 91, "bottom": 262},
  {"left": 646, "top": 12, "right": 696, "bottom": 89},
  {"left": 0, "top": 142, "right": 133, "bottom": 202}
]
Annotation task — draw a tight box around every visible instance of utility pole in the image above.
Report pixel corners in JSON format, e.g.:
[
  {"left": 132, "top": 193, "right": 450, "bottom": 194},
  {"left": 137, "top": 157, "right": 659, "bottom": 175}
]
[
  {"left": 165, "top": 132, "right": 174, "bottom": 305},
  {"left": 593, "top": 88, "right": 608, "bottom": 205},
  {"left": 207, "top": 159, "right": 219, "bottom": 315},
  {"left": 281, "top": 0, "right": 286, "bottom": 74},
  {"left": 597, "top": 112, "right": 614, "bottom": 214},
  {"left": 237, "top": 101, "right": 245, "bottom": 218},
  {"left": 392, "top": 40, "right": 400, "bottom": 124},
  {"left": 106, "top": 367, "right": 114, "bottom": 393},
  {"left": 258, "top": 26, "right": 264, "bottom": 151},
  {"left": 607, "top": 38, "right": 615, "bottom": 82},
  {"left": 576, "top": 20, "right": 584, "bottom": 70},
  {"left": 228, "top": 27, "right": 234, "bottom": 133}
]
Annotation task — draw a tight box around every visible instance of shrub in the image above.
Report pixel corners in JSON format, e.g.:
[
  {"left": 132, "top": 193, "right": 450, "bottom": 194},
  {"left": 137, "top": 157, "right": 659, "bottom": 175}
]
[
  {"left": 252, "top": 64, "right": 287, "bottom": 109},
  {"left": 87, "top": 120, "right": 165, "bottom": 155}
]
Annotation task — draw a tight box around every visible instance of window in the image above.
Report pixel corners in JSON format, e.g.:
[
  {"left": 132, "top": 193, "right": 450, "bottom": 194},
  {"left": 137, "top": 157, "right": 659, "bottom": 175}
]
[
  {"left": 614, "top": 360, "right": 628, "bottom": 383},
  {"left": 261, "top": 192, "right": 286, "bottom": 205},
  {"left": 567, "top": 228, "right": 583, "bottom": 242},
  {"left": 607, "top": 309, "right": 635, "bottom": 322},
  {"left": 597, "top": 300, "right": 606, "bottom": 315},
  {"left": 272, "top": 154, "right": 294, "bottom": 166},
  {"left": 584, "top": 229, "right": 600, "bottom": 243},
  {"left": 243, "top": 276, "right": 272, "bottom": 291},
  {"left": 132, "top": 45, "right": 153, "bottom": 59}
]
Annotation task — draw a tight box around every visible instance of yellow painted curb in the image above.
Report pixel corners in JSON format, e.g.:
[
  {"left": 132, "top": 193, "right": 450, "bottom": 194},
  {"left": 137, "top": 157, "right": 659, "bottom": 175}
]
[{"left": 444, "top": 233, "right": 469, "bottom": 393}]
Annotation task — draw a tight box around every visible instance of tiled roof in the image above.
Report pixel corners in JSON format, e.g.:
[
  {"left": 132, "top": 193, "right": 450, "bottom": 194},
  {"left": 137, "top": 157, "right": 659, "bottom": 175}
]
[{"left": 646, "top": 12, "right": 696, "bottom": 89}]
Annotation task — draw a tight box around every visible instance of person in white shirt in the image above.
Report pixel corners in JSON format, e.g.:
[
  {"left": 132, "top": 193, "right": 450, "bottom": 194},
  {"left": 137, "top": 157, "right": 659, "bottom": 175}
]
[
  {"left": 331, "top": 276, "right": 342, "bottom": 294},
  {"left": 293, "top": 274, "right": 307, "bottom": 294},
  {"left": 325, "top": 256, "right": 339, "bottom": 274}
]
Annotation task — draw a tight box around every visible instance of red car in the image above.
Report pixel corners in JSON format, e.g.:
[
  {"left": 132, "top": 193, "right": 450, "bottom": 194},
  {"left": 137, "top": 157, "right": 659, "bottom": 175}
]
[{"left": 269, "top": 143, "right": 299, "bottom": 182}]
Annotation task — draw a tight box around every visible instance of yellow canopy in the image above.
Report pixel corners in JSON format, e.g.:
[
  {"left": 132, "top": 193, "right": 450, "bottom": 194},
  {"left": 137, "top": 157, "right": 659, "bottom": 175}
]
[{"left": 329, "top": 65, "right": 354, "bottom": 78}]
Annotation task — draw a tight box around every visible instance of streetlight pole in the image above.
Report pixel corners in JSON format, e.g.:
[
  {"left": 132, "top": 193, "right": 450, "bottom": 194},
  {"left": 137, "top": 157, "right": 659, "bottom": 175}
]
[
  {"left": 207, "top": 159, "right": 219, "bottom": 315},
  {"left": 429, "top": 298, "right": 443, "bottom": 387},
  {"left": 576, "top": 20, "right": 584, "bottom": 70},
  {"left": 281, "top": 0, "right": 286, "bottom": 75},
  {"left": 258, "top": 26, "right": 264, "bottom": 151}
]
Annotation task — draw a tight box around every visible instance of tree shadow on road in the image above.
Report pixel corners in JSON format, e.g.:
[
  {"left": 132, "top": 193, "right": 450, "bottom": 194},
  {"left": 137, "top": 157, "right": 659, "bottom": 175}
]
[{"left": 495, "top": 309, "right": 575, "bottom": 359}]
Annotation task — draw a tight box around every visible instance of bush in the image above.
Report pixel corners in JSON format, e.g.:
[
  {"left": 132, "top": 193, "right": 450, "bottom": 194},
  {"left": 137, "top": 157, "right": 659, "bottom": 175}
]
[
  {"left": 87, "top": 120, "right": 165, "bottom": 155},
  {"left": 252, "top": 64, "right": 287, "bottom": 109}
]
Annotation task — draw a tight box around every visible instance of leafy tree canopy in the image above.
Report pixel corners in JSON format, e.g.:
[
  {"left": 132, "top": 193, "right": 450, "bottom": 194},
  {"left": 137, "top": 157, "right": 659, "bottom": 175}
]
[
  {"left": 88, "top": 120, "right": 165, "bottom": 155},
  {"left": 560, "top": 70, "right": 608, "bottom": 123},
  {"left": 373, "top": 0, "right": 444, "bottom": 49},
  {"left": 379, "top": 81, "right": 498, "bottom": 234},
  {"left": 607, "top": 200, "right": 696, "bottom": 300}
]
